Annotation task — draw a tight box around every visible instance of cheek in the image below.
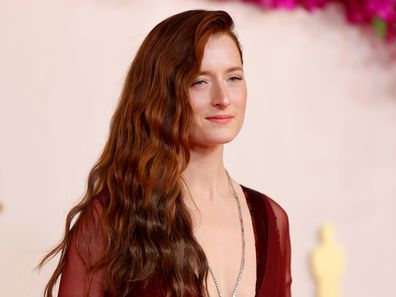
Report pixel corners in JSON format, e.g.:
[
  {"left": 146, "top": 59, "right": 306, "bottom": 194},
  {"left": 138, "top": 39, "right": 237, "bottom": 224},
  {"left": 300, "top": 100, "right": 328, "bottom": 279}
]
[
  {"left": 189, "top": 92, "right": 207, "bottom": 115},
  {"left": 235, "top": 86, "right": 247, "bottom": 110}
]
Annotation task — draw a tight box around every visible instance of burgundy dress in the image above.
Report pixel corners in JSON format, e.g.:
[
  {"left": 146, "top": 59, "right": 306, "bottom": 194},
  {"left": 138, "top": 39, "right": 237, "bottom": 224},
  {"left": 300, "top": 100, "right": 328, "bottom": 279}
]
[{"left": 58, "top": 185, "right": 292, "bottom": 297}]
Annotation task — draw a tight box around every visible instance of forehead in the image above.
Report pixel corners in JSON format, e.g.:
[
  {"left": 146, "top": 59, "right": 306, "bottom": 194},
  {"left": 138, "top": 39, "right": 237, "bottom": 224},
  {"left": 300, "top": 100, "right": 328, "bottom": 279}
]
[{"left": 200, "top": 34, "right": 242, "bottom": 70}]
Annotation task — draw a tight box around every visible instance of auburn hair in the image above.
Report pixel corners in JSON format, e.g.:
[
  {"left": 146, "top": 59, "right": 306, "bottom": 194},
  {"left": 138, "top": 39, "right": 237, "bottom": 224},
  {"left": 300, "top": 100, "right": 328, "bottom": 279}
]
[{"left": 39, "top": 9, "right": 243, "bottom": 297}]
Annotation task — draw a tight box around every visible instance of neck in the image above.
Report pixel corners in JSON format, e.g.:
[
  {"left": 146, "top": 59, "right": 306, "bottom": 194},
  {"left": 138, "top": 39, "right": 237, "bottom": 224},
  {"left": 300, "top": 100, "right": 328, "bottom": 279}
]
[{"left": 182, "top": 144, "right": 229, "bottom": 202}]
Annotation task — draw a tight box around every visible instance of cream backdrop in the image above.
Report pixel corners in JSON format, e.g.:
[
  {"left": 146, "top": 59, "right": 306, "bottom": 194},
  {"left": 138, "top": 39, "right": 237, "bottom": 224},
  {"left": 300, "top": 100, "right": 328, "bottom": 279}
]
[{"left": 1, "top": 0, "right": 396, "bottom": 296}]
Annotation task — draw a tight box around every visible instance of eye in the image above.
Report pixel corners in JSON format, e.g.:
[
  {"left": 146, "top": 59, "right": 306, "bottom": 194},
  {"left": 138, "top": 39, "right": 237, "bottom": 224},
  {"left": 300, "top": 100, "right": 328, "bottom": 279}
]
[
  {"left": 191, "top": 79, "right": 207, "bottom": 87},
  {"left": 229, "top": 75, "right": 243, "bottom": 82}
]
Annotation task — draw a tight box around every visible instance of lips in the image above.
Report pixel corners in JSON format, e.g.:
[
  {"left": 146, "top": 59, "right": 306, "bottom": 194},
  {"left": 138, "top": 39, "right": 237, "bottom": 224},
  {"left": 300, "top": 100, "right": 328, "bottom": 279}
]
[{"left": 205, "top": 114, "right": 234, "bottom": 120}]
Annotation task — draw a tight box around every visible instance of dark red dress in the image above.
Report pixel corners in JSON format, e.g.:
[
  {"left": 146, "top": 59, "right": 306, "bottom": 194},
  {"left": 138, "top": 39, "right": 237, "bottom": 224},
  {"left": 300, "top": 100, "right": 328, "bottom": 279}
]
[{"left": 58, "top": 185, "right": 292, "bottom": 297}]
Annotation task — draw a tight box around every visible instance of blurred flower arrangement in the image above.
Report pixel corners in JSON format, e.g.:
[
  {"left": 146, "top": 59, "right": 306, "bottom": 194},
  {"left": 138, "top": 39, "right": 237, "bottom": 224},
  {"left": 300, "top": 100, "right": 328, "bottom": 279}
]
[{"left": 238, "top": 0, "right": 396, "bottom": 42}]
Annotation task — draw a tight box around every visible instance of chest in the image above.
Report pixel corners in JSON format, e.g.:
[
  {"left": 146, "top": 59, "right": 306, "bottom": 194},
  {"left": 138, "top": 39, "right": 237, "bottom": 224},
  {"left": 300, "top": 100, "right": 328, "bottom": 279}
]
[{"left": 189, "top": 195, "right": 257, "bottom": 297}]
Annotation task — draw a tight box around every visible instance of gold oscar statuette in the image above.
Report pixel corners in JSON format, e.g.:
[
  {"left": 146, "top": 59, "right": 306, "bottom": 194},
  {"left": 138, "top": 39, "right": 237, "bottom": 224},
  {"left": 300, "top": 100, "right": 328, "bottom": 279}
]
[{"left": 310, "top": 223, "right": 346, "bottom": 297}]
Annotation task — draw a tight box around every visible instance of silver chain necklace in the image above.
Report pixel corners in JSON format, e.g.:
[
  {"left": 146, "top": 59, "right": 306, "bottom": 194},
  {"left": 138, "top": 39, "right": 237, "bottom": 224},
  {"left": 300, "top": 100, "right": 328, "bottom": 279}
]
[{"left": 207, "top": 170, "right": 245, "bottom": 297}]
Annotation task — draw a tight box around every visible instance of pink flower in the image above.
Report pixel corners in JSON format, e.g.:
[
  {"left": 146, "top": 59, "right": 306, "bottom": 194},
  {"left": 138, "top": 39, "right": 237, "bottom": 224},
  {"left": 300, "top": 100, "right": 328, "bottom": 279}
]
[
  {"left": 301, "top": 0, "right": 328, "bottom": 11},
  {"left": 366, "top": 0, "right": 396, "bottom": 20},
  {"left": 239, "top": 0, "right": 396, "bottom": 42},
  {"left": 272, "top": 0, "right": 297, "bottom": 9}
]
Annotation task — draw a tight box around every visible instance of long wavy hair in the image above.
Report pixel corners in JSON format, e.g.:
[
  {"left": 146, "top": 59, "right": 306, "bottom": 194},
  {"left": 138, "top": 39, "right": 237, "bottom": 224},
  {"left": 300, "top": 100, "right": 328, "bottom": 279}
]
[{"left": 39, "top": 9, "right": 243, "bottom": 297}]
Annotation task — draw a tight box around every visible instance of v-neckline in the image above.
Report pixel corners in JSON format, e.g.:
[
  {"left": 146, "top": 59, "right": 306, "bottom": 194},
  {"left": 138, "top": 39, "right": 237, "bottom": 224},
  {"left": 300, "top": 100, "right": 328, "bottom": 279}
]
[{"left": 240, "top": 184, "right": 268, "bottom": 297}]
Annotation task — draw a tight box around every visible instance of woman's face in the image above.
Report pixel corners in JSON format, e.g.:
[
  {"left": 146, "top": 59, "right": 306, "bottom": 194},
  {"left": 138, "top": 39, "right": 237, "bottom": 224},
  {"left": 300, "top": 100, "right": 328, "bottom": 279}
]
[{"left": 188, "top": 33, "right": 247, "bottom": 149}]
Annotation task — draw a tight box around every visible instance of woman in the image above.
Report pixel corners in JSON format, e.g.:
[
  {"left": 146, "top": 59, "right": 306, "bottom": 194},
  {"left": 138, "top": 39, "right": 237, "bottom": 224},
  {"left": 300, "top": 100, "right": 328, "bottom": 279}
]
[{"left": 40, "top": 9, "right": 292, "bottom": 297}]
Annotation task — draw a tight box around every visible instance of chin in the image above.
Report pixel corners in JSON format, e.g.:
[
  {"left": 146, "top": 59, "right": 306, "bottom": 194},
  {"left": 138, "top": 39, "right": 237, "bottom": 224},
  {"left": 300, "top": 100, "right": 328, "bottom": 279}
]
[
  {"left": 214, "top": 135, "right": 236, "bottom": 144},
  {"left": 198, "top": 134, "right": 239, "bottom": 146},
  {"left": 188, "top": 126, "right": 243, "bottom": 147}
]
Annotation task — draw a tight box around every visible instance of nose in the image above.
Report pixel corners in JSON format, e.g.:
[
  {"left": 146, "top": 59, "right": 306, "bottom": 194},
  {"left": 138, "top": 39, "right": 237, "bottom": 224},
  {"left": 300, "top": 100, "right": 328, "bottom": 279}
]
[{"left": 211, "top": 80, "right": 230, "bottom": 108}]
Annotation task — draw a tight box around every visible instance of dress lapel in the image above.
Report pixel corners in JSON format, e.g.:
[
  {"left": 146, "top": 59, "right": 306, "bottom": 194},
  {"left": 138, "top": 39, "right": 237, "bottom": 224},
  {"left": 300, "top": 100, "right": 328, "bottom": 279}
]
[{"left": 241, "top": 184, "right": 268, "bottom": 297}]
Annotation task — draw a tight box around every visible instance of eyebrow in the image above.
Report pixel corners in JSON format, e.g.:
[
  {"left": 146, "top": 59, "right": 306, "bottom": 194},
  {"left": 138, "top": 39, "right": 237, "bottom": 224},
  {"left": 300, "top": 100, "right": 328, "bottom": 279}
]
[{"left": 197, "top": 66, "right": 244, "bottom": 75}]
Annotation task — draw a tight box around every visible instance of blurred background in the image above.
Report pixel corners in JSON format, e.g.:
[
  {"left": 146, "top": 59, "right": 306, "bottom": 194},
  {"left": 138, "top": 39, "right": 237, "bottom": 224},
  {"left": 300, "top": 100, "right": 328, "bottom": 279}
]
[{"left": 1, "top": 0, "right": 396, "bottom": 296}]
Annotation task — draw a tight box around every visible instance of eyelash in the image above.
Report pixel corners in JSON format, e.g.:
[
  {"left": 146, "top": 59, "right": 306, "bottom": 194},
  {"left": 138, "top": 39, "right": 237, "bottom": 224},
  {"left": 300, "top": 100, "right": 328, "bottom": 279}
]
[
  {"left": 229, "top": 75, "right": 242, "bottom": 81},
  {"left": 192, "top": 79, "right": 206, "bottom": 86},
  {"left": 191, "top": 76, "right": 243, "bottom": 86}
]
